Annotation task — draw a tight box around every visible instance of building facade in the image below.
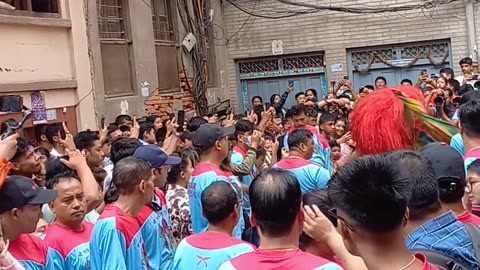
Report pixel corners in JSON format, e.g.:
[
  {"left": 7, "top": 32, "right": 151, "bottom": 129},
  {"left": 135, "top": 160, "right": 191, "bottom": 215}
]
[
  {"left": 222, "top": 0, "right": 480, "bottom": 111},
  {"left": 0, "top": 0, "right": 97, "bottom": 133},
  {"left": 87, "top": 0, "right": 229, "bottom": 123}
]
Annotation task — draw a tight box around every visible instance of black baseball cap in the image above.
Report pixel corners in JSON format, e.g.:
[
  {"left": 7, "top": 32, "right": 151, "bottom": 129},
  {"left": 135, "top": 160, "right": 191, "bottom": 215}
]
[
  {"left": 0, "top": 175, "right": 57, "bottom": 214},
  {"left": 133, "top": 145, "right": 181, "bottom": 168},
  {"left": 420, "top": 142, "right": 465, "bottom": 182},
  {"left": 192, "top": 124, "right": 235, "bottom": 153}
]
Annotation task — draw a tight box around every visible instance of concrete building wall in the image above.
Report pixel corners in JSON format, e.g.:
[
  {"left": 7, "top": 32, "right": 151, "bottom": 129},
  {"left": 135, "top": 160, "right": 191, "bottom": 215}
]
[
  {"left": 0, "top": 0, "right": 97, "bottom": 130},
  {"left": 222, "top": 0, "right": 480, "bottom": 110}
]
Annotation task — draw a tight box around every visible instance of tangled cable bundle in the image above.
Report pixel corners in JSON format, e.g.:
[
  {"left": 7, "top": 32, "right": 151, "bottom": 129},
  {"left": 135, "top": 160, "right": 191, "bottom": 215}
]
[
  {"left": 226, "top": 0, "right": 462, "bottom": 19},
  {"left": 351, "top": 86, "right": 426, "bottom": 155}
]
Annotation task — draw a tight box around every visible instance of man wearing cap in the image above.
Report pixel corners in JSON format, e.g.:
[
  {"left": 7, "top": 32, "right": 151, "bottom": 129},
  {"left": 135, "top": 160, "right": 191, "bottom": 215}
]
[
  {"left": 188, "top": 124, "right": 246, "bottom": 239},
  {"left": 134, "top": 144, "right": 181, "bottom": 270},
  {"left": 420, "top": 143, "right": 480, "bottom": 225},
  {"left": 0, "top": 175, "right": 61, "bottom": 270}
]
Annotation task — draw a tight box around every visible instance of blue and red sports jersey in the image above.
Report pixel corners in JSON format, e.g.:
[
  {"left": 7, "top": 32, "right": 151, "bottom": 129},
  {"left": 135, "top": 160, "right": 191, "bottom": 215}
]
[
  {"left": 188, "top": 163, "right": 245, "bottom": 239},
  {"left": 89, "top": 204, "right": 149, "bottom": 270},
  {"left": 283, "top": 125, "right": 332, "bottom": 174},
  {"left": 274, "top": 157, "right": 330, "bottom": 194},
  {"left": 218, "top": 249, "right": 342, "bottom": 270},
  {"left": 8, "top": 233, "right": 64, "bottom": 270},
  {"left": 43, "top": 222, "right": 93, "bottom": 270},
  {"left": 137, "top": 203, "right": 174, "bottom": 270},
  {"left": 174, "top": 231, "right": 254, "bottom": 270}
]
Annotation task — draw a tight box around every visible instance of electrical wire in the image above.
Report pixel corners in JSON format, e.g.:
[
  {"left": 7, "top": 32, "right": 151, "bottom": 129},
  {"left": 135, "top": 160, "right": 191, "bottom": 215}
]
[
  {"left": 225, "top": 0, "right": 256, "bottom": 44},
  {"left": 225, "top": 0, "right": 462, "bottom": 19}
]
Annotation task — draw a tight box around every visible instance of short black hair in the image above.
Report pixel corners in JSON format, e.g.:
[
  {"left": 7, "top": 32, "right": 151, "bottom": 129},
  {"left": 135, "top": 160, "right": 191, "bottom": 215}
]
[
  {"left": 400, "top": 79, "right": 413, "bottom": 85},
  {"left": 34, "top": 124, "right": 48, "bottom": 144},
  {"left": 440, "top": 67, "right": 454, "bottom": 77},
  {"left": 139, "top": 122, "right": 155, "bottom": 140},
  {"left": 459, "top": 57, "right": 473, "bottom": 66},
  {"left": 295, "top": 92, "right": 306, "bottom": 100},
  {"left": 250, "top": 169, "right": 302, "bottom": 237},
  {"left": 460, "top": 90, "right": 480, "bottom": 106},
  {"left": 115, "top": 114, "right": 132, "bottom": 126},
  {"left": 35, "top": 147, "right": 50, "bottom": 159},
  {"left": 289, "top": 105, "right": 306, "bottom": 117},
  {"left": 329, "top": 154, "right": 410, "bottom": 233},
  {"left": 146, "top": 115, "right": 160, "bottom": 124},
  {"left": 255, "top": 148, "right": 267, "bottom": 158},
  {"left": 107, "top": 125, "right": 120, "bottom": 141},
  {"left": 201, "top": 181, "right": 238, "bottom": 225},
  {"left": 329, "top": 140, "right": 340, "bottom": 149},
  {"left": 45, "top": 123, "right": 65, "bottom": 144},
  {"left": 305, "top": 89, "right": 317, "bottom": 98},
  {"left": 305, "top": 106, "right": 318, "bottom": 118},
  {"left": 110, "top": 138, "right": 141, "bottom": 165},
  {"left": 460, "top": 99, "right": 480, "bottom": 137},
  {"left": 74, "top": 131, "right": 100, "bottom": 152},
  {"left": 45, "top": 157, "right": 74, "bottom": 187},
  {"left": 448, "top": 79, "right": 461, "bottom": 94},
  {"left": 11, "top": 138, "right": 32, "bottom": 162},
  {"left": 47, "top": 170, "right": 79, "bottom": 189},
  {"left": 467, "top": 159, "right": 480, "bottom": 175},
  {"left": 375, "top": 76, "right": 387, "bottom": 84},
  {"left": 112, "top": 157, "right": 152, "bottom": 195},
  {"left": 234, "top": 119, "right": 255, "bottom": 140},
  {"left": 387, "top": 151, "right": 440, "bottom": 220},
  {"left": 187, "top": 116, "right": 208, "bottom": 132},
  {"left": 252, "top": 96, "right": 263, "bottom": 104},
  {"left": 364, "top": 85, "right": 375, "bottom": 91},
  {"left": 287, "top": 129, "right": 313, "bottom": 150},
  {"left": 319, "top": 112, "right": 336, "bottom": 125},
  {"left": 300, "top": 189, "right": 336, "bottom": 246},
  {"left": 303, "top": 189, "right": 336, "bottom": 226},
  {"left": 458, "top": 84, "right": 474, "bottom": 96}
]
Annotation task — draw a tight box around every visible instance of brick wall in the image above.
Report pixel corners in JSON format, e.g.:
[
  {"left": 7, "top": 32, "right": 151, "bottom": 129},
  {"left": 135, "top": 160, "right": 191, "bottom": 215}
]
[
  {"left": 144, "top": 71, "right": 196, "bottom": 120},
  {"left": 222, "top": 0, "right": 480, "bottom": 109}
]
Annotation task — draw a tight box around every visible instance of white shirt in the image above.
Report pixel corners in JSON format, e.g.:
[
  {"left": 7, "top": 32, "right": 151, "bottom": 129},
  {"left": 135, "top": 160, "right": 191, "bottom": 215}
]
[
  {"left": 455, "top": 75, "right": 478, "bottom": 87},
  {"left": 50, "top": 148, "right": 62, "bottom": 157}
]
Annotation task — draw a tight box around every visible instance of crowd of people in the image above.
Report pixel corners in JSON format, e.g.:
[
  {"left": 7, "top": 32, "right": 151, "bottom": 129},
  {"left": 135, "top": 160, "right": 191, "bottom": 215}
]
[{"left": 0, "top": 56, "right": 479, "bottom": 270}]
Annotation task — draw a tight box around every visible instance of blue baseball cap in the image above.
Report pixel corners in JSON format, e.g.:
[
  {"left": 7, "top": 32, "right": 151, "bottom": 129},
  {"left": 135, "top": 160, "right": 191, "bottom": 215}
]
[{"left": 133, "top": 145, "right": 181, "bottom": 168}]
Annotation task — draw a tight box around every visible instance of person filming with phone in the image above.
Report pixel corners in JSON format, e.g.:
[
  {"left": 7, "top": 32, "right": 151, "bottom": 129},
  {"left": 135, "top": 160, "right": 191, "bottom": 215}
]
[{"left": 455, "top": 57, "right": 479, "bottom": 87}]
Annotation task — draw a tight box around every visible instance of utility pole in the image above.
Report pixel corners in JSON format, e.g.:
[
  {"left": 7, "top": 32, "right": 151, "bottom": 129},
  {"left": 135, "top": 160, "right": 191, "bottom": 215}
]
[{"left": 465, "top": 0, "right": 478, "bottom": 72}]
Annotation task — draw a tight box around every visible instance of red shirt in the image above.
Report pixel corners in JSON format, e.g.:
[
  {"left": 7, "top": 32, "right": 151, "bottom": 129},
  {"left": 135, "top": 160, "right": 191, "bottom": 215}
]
[
  {"left": 8, "top": 234, "right": 50, "bottom": 268},
  {"left": 457, "top": 211, "right": 480, "bottom": 225},
  {"left": 43, "top": 222, "right": 94, "bottom": 259},
  {"left": 416, "top": 253, "right": 440, "bottom": 270},
  {"left": 219, "top": 248, "right": 342, "bottom": 270}
]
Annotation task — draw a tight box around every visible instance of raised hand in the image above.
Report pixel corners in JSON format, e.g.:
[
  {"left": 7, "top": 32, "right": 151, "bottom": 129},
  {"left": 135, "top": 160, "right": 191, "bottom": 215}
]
[
  {"left": 60, "top": 122, "right": 76, "bottom": 151},
  {"left": 129, "top": 116, "right": 140, "bottom": 139},
  {"left": 0, "top": 133, "right": 18, "bottom": 161},
  {"left": 60, "top": 149, "right": 88, "bottom": 171}
]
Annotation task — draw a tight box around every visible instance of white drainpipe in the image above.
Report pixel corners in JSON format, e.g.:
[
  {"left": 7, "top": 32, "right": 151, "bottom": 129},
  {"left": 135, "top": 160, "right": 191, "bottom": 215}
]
[{"left": 465, "top": 0, "right": 478, "bottom": 65}]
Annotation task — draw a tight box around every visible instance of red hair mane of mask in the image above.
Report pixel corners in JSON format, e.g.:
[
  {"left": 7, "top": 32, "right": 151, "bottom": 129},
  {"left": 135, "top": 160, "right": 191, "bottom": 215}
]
[{"left": 351, "top": 86, "right": 425, "bottom": 155}]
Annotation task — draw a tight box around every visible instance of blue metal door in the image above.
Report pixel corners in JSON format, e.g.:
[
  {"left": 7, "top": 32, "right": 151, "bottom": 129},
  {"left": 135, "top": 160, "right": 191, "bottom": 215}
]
[
  {"left": 241, "top": 75, "right": 325, "bottom": 111},
  {"left": 238, "top": 53, "right": 327, "bottom": 112},
  {"left": 348, "top": 40, "right": 452, "bottom": 90}
]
